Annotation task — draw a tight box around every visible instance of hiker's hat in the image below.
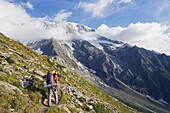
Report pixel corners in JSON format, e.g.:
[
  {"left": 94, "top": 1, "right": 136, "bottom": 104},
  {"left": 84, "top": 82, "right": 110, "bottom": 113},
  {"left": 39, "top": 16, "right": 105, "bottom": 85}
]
[{"left": 51, "top": 70, "right": 56, "bottom": 75}]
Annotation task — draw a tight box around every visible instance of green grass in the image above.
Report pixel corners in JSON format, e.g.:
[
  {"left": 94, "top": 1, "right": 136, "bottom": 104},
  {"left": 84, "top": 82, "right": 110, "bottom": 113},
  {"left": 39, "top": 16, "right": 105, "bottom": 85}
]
[
  {"left": 93, "top": 103, "right": 109, "bottom": 113},
  {"left": 67, "top": 105, "right": 77, "bottom": 113},
  {"left": 0, "top": 87, "right": 29, "bottom": 113},
  {"left": 5, "top": 57, "right": 15, "bottom": 64},
  {"left": 78, "top": 97, "right": 86, "bottom": 102},
  {"left": 59, "top": 93, "right": 72, "bottom": 104},
  {"left": 46, "top": 106, "right": 66, "bottom": 113},
  {"left": 81, "top": 104, "right": 90, "bottom": 111}
]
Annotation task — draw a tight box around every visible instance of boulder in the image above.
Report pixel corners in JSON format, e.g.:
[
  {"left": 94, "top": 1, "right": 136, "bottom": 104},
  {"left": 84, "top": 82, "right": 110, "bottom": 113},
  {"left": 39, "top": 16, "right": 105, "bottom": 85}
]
[
  {"left": 21, "top": 75, "right": 43, "bottom": 88},
  {"left": 21, "top": 76, "right": 33, "bottom": 88},
  {"left": 20, "top": 80, "right": 30, "bottom": 88},
  {"left": 0, "top": 81, "right": 23, "bottom": 94}
]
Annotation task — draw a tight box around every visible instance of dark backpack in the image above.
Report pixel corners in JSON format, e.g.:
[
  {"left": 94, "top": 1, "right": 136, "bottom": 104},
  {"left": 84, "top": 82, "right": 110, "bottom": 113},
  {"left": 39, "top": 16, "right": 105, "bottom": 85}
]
[{"left": 46, "top": 72, "right": 52, "bottom": 84}]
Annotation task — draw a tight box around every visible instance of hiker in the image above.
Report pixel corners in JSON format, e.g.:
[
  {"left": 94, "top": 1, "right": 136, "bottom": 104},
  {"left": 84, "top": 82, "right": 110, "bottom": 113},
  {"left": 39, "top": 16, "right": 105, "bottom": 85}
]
[{"left": 44, "top": 70, "right": 60, "bottom": 107}]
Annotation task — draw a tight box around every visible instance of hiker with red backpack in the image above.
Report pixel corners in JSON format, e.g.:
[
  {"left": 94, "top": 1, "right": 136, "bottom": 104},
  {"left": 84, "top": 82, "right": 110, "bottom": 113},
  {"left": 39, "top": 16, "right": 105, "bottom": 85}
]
[{"left": 44, "top": 70, "right": 60, "bottom": 107}]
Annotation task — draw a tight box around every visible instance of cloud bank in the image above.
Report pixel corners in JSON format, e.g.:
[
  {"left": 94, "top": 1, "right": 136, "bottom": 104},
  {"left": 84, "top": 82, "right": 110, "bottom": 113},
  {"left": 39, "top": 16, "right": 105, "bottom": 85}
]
[
  {"left": 0, "top": 0, "right": 73, "bottom": 41},
  {"left": 96, "top": 23, "right": 170, "bottom": 55},
  {"left": 79, "top": 22, "right": 170, "bottom": 55},
  {"left": 0, "top": 0, "right": 170, "bottom": 55},
  {"left": 78, "top": 0, "right": 132, "bottom": 18}
]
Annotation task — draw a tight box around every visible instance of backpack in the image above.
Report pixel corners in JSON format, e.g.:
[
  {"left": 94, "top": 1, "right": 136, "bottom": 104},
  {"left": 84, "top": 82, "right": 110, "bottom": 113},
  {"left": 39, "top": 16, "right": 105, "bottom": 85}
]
[{"left": 46, "top": 72, "right": 52, "bottom": 84}]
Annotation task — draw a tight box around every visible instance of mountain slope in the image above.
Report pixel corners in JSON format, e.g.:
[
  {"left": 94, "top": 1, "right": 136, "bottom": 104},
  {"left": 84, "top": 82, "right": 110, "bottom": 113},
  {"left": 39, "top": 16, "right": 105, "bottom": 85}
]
[
  {"left": 27, "top": 21, "right": 170, "bottom": 112},
  {"left": 0, "top": 33, "right": 140, "bottom": 113},
  {"left": 102, "top": 43, "right": 170, "bottom": 102},
  {"left": 29, "top": 37, "right": 170, "bottom": 112}
]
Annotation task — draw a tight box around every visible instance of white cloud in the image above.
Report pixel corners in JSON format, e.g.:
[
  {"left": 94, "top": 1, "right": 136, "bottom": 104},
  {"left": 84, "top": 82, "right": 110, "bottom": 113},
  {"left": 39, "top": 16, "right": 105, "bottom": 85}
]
[
  {"left": 21, "top": 2, "right": 34, "bottom": 10},
  {"left": 97, "top": 24, "right": 109, "bottom": 30},
  {"left": 78, "top": 0, "right": 132, "bottom": 18},
  {"left": 119, "top": 0, "right": 132, "bottom": 4},
  {"left": 0, "top": 0, "right": 73, "bottom": 41},
  {"left": 54, "top": 10, "right": 72, "bottom": 23},
  {"left": 95, "top": 22, "right": 170, "bottom": 55},
  {"left": 78, "top": 0, "right": 113, "bottom": 18}
]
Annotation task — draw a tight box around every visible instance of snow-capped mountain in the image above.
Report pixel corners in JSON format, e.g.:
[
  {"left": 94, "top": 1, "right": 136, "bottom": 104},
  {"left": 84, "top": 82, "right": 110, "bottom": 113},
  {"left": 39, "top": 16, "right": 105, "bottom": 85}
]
[
  {"left": 65, "top": 22, "right": 95, "bottom": 34},
  {"left": 28, "top": 22, "right": 170, "bottom": 111}
]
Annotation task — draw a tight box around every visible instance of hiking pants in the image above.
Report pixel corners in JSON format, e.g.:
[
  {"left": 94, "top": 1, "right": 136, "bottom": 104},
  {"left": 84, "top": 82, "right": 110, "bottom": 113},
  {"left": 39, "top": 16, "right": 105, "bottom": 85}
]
[{"left": 48, "top": 87, "right": 58, "bottom": 106}]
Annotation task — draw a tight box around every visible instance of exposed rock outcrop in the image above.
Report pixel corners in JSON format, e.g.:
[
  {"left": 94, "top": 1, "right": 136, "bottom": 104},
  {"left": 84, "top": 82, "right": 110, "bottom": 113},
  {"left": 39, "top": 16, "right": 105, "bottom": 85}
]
[{"left": 0, "top": 81, "right": 23, "bottom": 94}]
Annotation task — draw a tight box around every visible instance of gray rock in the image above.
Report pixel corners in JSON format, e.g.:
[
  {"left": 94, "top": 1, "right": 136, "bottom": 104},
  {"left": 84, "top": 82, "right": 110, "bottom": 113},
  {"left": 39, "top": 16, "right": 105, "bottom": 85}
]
[
  {"left": 21, "top": 76, "right": 33, "bottom": 88},
  {"left": 20, "top": 79, "right": 30, "bottom": 88},
  {"left": 0, "top": 52, "right": 9, "bottom": 58},
  {"left": 63, "top": 106, "right": 71, "bottom": 113},
  {"left": 63, "top": 68, "right": 68, "bottom": 73},
  {"left": 0, "top": 60, "right": 8, "bottom": 65},
  {"left": 33, "top": 70, "right": 45, "bottom": 76},
  {"left": 15, "top": 66, "right": 24, "bottom": 71},
  {"left": 0, "top": 81, "right": 23, "bottom": 94},
  {"left": 28, "top": 68, "right": 34, "bottom": 73},
  {"left": 63, "top": 86, "right": 83, "bottom": 98},
  {"left": 86, "top": 104, "right": 93, "bottom": 110},
  {"left": 10, "top": 109, "right": 15, "bottom": 112},
  {"left": 23, "top": 65, "right": 29, "bottom": 70},
  {"left": 77, "top": 109, "right": 84, "bottom": 113},
  {"left": 88, "top": 98, "right": 98, "bottom": 104},
  {"left": 2, "top": 66, "right": 13, "bottom": 75},
  {"left": 77, "top": 101, "right": 83, "bottom": 106},
  {"left": 21, "top": 75, "right": 43, "bottom": 88},
  {"left": 34, "top": 75, "right": 43, "bottom": 81}
]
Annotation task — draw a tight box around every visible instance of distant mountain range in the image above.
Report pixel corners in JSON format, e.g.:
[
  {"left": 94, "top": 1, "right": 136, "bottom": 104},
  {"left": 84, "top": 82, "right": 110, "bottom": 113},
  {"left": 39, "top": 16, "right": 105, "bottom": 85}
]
[{"left": 28, "top": 22, "right": 170, "bottom": 112}]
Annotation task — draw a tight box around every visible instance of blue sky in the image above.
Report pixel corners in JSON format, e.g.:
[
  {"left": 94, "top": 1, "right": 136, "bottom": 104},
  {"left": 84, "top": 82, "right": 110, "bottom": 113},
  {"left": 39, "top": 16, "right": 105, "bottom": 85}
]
[
  {"left": 0, "top": 0, "right": 170, "bottom": 55},
  {"left": 11, "top": 0, "right": 170, "bottom": 28}
]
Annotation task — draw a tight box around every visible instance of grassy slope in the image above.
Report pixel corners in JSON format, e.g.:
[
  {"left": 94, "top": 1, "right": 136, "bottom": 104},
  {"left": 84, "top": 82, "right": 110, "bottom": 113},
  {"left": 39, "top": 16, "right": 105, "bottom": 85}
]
[{"left": 0, "top": 33, "right": 137, "bottom": 113}]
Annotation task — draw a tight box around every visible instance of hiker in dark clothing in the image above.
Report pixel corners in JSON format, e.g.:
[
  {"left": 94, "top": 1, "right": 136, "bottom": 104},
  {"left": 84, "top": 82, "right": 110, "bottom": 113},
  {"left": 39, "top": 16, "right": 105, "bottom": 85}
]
[{"left": 44, "top": 70, "right": 59, "bottom": 107}]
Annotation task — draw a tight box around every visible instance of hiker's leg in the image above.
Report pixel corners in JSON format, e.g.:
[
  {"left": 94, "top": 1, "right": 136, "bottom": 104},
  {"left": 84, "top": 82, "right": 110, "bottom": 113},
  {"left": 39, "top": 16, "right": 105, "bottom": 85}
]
[
  {"left": 48, "top": 88, "right": 51, "bottom": 106},
  {"left": 53, "top": 89, "right": 58, "bottom": 104}
]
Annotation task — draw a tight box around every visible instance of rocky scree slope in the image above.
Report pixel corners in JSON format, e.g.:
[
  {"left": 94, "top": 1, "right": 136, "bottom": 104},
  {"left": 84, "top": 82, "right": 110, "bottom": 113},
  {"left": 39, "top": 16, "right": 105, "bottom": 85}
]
[{"left": 0, "top": 33, "right": 137, "bottom": 113}]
